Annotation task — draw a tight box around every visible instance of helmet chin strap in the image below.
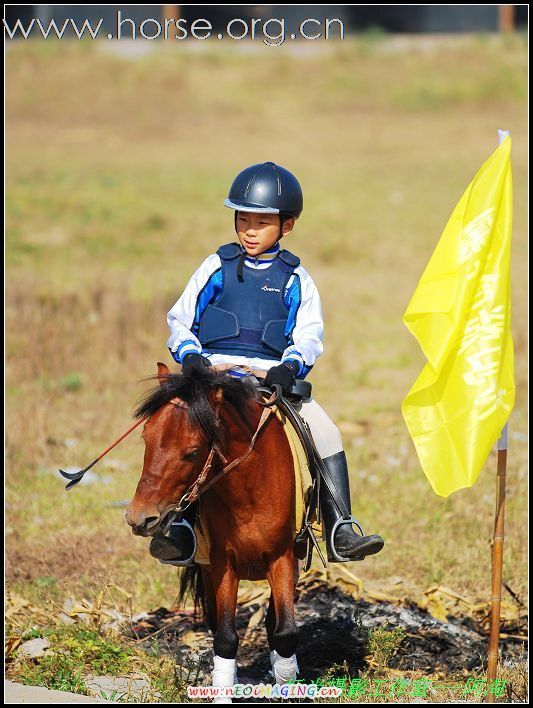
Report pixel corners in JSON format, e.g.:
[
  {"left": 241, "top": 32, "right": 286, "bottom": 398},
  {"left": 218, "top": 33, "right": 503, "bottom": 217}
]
[
  {"left": 237, "top": 251, "right": 246, "bottom": 282},
  {"left": 278, "top": 215, "right": 286, "bottom": 241}
]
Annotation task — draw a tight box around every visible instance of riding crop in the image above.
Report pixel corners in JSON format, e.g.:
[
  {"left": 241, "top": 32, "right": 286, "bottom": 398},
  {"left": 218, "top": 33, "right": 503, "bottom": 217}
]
[
  {"left": 59, "top": 381, "right": 281, "bottom": 492},
  {"left": 59, "top": 417, "right": 147, "bottom": 490}
]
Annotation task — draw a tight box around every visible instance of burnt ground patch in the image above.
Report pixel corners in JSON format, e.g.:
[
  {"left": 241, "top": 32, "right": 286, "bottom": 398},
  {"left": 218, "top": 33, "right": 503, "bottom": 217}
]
[{"left": 126, "top": 576, "right": 526, "bottom": 686}]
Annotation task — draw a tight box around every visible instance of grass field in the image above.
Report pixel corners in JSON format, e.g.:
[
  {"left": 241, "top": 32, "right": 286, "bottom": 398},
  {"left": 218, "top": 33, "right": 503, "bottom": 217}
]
[{"left": 6, "top": 33, "right": 528, "bottom": 698}]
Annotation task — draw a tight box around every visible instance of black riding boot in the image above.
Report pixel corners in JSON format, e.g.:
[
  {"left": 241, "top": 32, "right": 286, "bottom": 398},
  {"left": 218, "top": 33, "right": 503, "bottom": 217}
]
[
  {"left": 149, "top": 503, "right": 197, "bottom": 566},
  {"left": 320, "top": 451, "right": 384, "bottom": 562}
]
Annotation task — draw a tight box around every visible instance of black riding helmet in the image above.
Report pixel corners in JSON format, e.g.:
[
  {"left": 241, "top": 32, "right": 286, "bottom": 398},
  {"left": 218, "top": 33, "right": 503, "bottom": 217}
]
[
  {"left": 225, "top": 162, "right": 302, "bottom": 280},
  {"left": 224, "top": 162, "right": 303, "bottom": 226}
]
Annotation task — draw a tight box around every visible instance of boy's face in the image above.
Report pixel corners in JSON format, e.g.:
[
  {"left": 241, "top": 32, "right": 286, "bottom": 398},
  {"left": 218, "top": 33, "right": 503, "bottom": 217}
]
[{"left": 236, "top": 211, "right": 295, "bottom": 256}]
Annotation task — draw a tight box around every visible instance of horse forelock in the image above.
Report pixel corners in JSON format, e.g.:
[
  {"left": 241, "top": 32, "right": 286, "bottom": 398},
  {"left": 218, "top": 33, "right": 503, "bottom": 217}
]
[{"left": 134, "top": 368, "right": 258, "bottom": 444}]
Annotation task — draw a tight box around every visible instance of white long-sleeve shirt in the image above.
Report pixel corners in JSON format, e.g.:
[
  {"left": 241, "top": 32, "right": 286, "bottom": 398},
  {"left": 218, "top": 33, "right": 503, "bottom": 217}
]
[{"left": 167, "top": 245, "right": 324, "bottom": 377}]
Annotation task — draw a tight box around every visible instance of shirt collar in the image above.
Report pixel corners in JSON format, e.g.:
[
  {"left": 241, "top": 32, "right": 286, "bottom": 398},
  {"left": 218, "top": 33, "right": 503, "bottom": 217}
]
[{"left": 242, "top": 242, "right": 280, "bottom": 263}]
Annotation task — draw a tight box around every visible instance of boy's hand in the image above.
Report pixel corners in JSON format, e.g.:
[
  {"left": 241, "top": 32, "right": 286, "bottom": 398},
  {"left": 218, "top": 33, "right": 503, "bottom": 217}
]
[
  {"left": 264, "top": 362, "right": 298, "bottom": 394},
  {"left": 181, "top": 353, "right": 212, "bottom": 375}
]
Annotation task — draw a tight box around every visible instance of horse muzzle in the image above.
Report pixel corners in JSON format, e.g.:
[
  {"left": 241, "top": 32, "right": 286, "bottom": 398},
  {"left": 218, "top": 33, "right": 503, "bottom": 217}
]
[
  {"left": 129, "top": 516, "right": 160, "bottom": 537},
  {"left": 125, "top": 505, "right": 175, "bottom": 537}
]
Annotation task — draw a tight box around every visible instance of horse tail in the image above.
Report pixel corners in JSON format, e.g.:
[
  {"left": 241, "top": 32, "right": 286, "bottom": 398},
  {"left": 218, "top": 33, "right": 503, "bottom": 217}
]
[{"left": 178, "top": 565, "right": 207, "bottom": 620}]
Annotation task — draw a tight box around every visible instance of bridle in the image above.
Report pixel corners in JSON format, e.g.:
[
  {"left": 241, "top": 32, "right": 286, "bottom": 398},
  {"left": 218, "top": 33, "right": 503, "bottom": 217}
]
[{"left": 166, "top": 384, "right": 282, "bottom": 518}]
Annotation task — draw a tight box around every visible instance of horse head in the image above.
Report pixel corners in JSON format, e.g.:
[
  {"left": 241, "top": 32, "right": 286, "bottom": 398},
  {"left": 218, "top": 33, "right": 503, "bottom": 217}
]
[
  {"left": 126, "top": 362, "right": 255, "bottom": 537},
  {"left": 126, "top": 362, "right": 219, "bottom": 536}
]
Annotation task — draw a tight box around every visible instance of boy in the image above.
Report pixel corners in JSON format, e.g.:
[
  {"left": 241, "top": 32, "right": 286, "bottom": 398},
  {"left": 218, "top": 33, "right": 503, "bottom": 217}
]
[{"left": 151, "top": 162, "right": 384, "bottom": 565}]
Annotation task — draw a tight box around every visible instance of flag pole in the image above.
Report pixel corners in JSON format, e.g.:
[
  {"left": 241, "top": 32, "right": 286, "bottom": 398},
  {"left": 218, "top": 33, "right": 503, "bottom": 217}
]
[
  {"left": 486, "top": 423, "right": 508, "bottom": 702},
  {"left": 486, "top": 128, "right": 511, "bottom": 703}
]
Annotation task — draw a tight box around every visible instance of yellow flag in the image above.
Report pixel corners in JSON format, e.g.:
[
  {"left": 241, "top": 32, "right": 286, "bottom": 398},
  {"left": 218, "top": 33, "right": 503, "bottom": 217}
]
[{"left": 402, "top": 137, "right": 514, "bottom": 497}]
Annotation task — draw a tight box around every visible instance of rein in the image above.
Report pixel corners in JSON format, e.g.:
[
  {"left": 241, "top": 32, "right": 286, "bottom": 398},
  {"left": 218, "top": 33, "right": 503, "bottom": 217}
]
[{"left": 172, "top": 385, "right": 282, "bottom": 514}]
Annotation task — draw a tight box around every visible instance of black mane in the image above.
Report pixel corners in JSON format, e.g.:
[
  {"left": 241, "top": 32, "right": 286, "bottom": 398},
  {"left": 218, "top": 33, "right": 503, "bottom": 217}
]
[{"left": 134, "top": 367, "right": 258, "bottom": 444}]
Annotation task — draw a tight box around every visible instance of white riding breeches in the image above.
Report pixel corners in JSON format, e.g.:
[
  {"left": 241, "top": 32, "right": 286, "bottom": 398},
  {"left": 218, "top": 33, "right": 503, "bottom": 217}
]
[{"left": 296, "top": 398, "right": 344, "bottom": 459}]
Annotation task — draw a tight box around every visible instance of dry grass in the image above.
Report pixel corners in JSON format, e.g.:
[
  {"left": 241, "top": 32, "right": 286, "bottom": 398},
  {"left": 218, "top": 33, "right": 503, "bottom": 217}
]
[{"left": 6, "top": 32, "right": 527, "bottom": 644}]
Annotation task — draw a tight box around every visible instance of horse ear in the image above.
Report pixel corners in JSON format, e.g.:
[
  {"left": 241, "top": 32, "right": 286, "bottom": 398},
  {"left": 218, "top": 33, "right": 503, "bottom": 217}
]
[{"left": 157, "top": 362, "right": 170, "bottom": 386}]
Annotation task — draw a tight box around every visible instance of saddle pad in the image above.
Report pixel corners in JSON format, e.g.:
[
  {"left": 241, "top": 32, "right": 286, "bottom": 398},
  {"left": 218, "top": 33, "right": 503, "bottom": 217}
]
[{"left": 274, "top": 405, "right": 314, "bottom": 535}]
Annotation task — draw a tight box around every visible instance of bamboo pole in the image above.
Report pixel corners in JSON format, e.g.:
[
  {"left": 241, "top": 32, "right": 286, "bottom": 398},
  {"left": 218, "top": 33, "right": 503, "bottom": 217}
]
[{"left": 486, "top": 424, "right": 508, "bottom": 703}]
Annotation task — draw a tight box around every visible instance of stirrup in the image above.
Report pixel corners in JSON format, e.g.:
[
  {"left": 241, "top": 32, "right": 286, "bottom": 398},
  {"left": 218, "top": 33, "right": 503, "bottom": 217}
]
[
  {"left": 158, "top": 516, "right": 197, "bottom": 567},
  {"left": 328, "top": 515, "right": 365, "bottom": 563}
]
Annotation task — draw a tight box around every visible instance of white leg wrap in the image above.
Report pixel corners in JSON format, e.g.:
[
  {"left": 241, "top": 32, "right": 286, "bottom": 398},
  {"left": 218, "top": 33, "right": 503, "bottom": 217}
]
[
  {"left": 270, "top": 650, "right": 299, "bottom": 684},
  {"left": 212, "top": 655, "right": 236, "bottom": 704}
]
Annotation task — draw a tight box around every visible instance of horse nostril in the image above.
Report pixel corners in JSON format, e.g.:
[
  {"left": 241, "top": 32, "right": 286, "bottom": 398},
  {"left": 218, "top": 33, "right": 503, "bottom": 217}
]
[
  {"left": 132, "top": 516, "right": 159, "bottom": 535},
  {"left": 128, "top": 510, "right": 160, "bottom": 535}
]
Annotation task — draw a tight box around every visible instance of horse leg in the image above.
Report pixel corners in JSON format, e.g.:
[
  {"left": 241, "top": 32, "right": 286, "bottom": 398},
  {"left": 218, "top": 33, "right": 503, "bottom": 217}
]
[
  {"left": 266, "top": 550, "right": 299, "bottom": 684},
  {"left": 201, "top": 566, "right": 217, "bottom": 634},
  {"left": 265, "top": 555, "right": 301, "bottom": 647},
  {"left": 210, "top": 561, "right": 239, "bottom": 703},
  {"left": 265, "top": 594, "right": 276, "bottom": 649}
]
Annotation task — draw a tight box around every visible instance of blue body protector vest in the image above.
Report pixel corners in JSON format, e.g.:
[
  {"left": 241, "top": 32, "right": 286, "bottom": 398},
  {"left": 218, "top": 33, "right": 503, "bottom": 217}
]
[{"left": 198, "top": 243, "right": 300, "bottom": 361}]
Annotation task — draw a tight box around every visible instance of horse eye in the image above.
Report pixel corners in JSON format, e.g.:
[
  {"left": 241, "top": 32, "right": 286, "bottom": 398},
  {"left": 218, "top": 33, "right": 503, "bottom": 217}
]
[{"left": 182, "top": 449, "right": 200, "bottom": 462}]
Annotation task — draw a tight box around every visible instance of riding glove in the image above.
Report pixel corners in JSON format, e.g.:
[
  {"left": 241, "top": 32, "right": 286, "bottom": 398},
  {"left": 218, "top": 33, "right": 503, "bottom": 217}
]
[
  {"left": 181, "top": 352, "right": 212, "bottom": 375},
  {"left": 264, "top": 361, "right": 299, "bottom": 394}
]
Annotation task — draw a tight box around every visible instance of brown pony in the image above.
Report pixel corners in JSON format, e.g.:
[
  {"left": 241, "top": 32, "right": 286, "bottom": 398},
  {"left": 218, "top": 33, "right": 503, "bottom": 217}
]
[{"left": 126, "top": 362, "right": 299, "bottom": 694}]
